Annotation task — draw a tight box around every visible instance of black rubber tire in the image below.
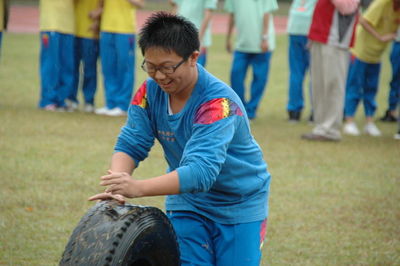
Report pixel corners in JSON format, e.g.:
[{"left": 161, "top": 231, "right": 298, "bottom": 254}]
[{"left": 60, "top": 200, "right": 180, "bottom": 266}]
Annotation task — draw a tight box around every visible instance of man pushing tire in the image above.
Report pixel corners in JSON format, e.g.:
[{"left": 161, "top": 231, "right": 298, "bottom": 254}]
[{"left": 62, "top": 11, "right": 272, "bottom": 266}]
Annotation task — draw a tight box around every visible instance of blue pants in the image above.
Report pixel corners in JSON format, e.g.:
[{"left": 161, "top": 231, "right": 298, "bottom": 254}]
[
  {"left": 100, "top": 32, "right": 135, "bottom": 111},
  {"left": 388, "top": 41, "right": 400, "bottom": 111},
  {"left": 39, "top": 32, "right": 75, "bottom": 108},
  {"left": 69, "top": 37, "right": 99, "bottom": 105},
  {"left": 287, "top": 35, "right": 311, "bottom": 112},
  {"left": 230, "top": 51, "right": 272, "bottom": 119},
  {"left": 167, "top": 211, "right": 267, "bottom": 266},
  {"left": 344, "top": 57, "right": 381, "bottom": 118}
]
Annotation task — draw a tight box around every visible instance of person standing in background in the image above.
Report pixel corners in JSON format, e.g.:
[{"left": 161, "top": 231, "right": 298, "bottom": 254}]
[
  {"left": 67, "top": 0, "right": 101, "bottom": 113},
  {"left": 301, "top": 0, "right": 363, "bottom": 141},
  {"left": 286, "top": 0, "right": 317, "bottom": 123},
  {"left": 168, "top": 0, "right": 217, "bottom": 67},
  {"left": 225, "top": 0, "right": 279, "bottom": 120},
  {"left": 343, "top": 0, "right": 400, "bottom": 137},
  {"left": 0, "top": 0, "right": 2, "bottom": 55},
  {"left": 38, "top": 0, "right": 75, "bottom": 111},
  {"left": 0, "top": 0, "right": 9, "bottom": 58},
  {"left": 95, "top": 0, "right": 145, "bottom": 117},
  {"left": 0, "top": 0, "right": 3, "bottom": 53},
  {"left": 380, "top": 27, "right": 400, "bottom": 122}
]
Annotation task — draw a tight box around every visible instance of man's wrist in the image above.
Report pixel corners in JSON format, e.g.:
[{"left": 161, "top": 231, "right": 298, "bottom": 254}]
[{"left": 262, "top": 34, "right": 269, "bottom": 41}]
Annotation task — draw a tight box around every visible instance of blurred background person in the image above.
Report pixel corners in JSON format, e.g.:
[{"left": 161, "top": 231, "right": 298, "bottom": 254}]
[
  {"left": 168, "top": 0, "right": 217, "bottom": 67},
  {"left": 225, "top": 0, "right": 279, "bottom": 120},
  {"left": 0, "top": 0, "right": 9, "bottom": 58},
  {"left": 95, "top": 0, "right": 145, "bottom": 117},
  {"left": 286, "top": 0, "right": 317, "bottom": 123},
  {"left": 380, "top": 27, "right": 400, "bottom": 122},
  {"left": 301, "top": 0, "right": 363, "bottom": 141},
  {"left": 343, "top": 0, "right": 400, "bottom": 137},
  {"left": 66, "top": 0, "right": 101, "bottom": 113},
  {"left": 38, "top": 0, "right": 75, "bottom": 111}
]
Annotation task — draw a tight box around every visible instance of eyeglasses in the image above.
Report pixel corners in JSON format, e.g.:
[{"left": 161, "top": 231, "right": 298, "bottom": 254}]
[{"left": 141, "top": 58, "right": 187, "bottom": 75}]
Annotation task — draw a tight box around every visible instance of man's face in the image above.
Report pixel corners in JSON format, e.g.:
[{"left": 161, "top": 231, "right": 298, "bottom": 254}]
[{"left": 142, "top": 47, "right": 199, "bottom": 97}]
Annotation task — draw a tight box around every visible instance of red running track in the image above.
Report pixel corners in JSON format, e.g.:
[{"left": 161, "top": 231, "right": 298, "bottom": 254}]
[{"left": 7, "top": 5, "right": 288, "bottom": 34}]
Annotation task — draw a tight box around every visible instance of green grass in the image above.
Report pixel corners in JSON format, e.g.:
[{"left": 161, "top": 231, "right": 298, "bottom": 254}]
[{"left": 0, "top": 32, "right": 399, "bottom": 266}]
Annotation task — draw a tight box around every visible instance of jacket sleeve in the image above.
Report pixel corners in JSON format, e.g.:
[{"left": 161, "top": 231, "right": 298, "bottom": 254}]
[
  {"left": 114, "top": 81, "right": 155, "bottom": 167},
  {"left": 176, "top": 98, "right": 244, "bottom": 193}
]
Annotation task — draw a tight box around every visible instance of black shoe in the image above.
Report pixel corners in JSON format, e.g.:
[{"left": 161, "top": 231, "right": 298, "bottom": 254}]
[
  {"left": 309, "top": 113, "right": 314, "bottom": 122},
  {"left": 288, "top": 111, "right": 301, "bottom": 122},
  {"left": 380, "top": 110, "right": 397, "bottom": 122}
]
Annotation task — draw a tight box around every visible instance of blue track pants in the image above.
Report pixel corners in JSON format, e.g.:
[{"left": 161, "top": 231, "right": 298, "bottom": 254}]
[
  {"left": 100, "top": 32, "right": 135, "bottom": 111},
  {"left": 167, "top": 211, "right": 267, "bottom": 266},
  {"left": 230, "top": 51, "right": 272, "bottom": 119},
  {"left": 39, "top": 31, "right": 75, "bottom": 108}
]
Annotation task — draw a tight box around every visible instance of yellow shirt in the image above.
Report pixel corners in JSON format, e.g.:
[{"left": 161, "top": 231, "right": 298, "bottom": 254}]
[
  {"left": 0, "top": 0, "right": 4, "bottom": 31},
  {"left": 101, "top": 0, "right": 137, "bottom": 34},
  {"left": 351, "top": 0, "right": 400, "bottom": 63},
  {"left": 39, "top": 0, "right": 75, "bottom": 34},
  {"left": 75, "top": 0, "right": 100, "bottom": 39}
]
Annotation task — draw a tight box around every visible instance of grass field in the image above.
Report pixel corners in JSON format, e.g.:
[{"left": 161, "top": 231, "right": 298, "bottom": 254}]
[{"left": 0, "top": 31, "right": 399, "bottom": 266}]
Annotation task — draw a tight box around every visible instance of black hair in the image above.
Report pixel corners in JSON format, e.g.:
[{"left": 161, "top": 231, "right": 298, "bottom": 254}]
[{"left": 138, "top": 12, "right": 200, "bottom": 59}]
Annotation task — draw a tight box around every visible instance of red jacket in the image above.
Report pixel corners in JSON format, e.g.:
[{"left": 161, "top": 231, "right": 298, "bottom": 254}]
[{"left": 308, "top": 0, "right": 359, "bottom": 48}]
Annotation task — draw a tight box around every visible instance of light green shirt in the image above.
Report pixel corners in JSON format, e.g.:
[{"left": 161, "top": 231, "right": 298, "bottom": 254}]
[
  {"left": 224, "top": 0, "right": 278, "bottom": 53},
  {"left": 286, "top": 0, "right": 317, "bottom": 35},
  {"left": 173, "top": 0, "right": 217, "bottom": 47}
]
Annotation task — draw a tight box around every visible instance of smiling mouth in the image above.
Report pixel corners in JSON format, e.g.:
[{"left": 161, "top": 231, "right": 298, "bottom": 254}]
[{"left": 160, "top": 80, "right": 173, "bottom": 87}]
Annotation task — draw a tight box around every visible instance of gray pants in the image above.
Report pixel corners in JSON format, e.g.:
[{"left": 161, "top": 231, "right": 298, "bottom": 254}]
[{"left": 310, "top": 42, "right": 350, "bottom": 140}]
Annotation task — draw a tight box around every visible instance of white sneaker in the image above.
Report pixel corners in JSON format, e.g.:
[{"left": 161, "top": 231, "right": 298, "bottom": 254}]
[
  {"left": 105, "top": 107, "right": 127, "bottom": 117},
  {"left": 65, "top": 99, "right": 79, "bottom": 112},
  {"left": 343, "top": 122, "right": 360, "bottom": 136},
  {"left": 95, "top": 106, "right": 110, "bottom": 115},
  {"left": 83, "top": 103, "right": 95, "bottom": 113},
  {"left": 42, "top": 104, "right": 57, "bottom": 111},
  {"left": 364, "top": 122, "right": 382, "bottom": 137},
  {"left": 394, "top": 132, "right": 400, "bottom": 140}
]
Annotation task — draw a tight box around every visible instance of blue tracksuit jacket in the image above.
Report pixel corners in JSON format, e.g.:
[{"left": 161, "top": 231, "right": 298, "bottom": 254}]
[{"left": 115, "top": 64, "right": 271, "bottom": 224}]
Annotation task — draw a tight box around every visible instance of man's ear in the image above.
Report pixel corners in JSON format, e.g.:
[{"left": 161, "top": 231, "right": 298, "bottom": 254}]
[{"left": 189, "top": 51, "right": 200, "bottom": 66}]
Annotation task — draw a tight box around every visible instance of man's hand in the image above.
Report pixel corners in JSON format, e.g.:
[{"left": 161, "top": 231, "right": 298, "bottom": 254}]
[
  {"left": 379, "top": 33, "right": 397, "bottom": 42},
  {"left": 226, "top": 39, "right": 232, "bottom": 53},
  {"left": 88, "top": 170, "right": 143, "bottom": 203},
  {"left": 261, "top": 39, "right": 269, "bottom": 53},
  {"left": 101, "top": 170, "right": 142, "bottom": 198},
  {"left": 88, "top": 192, "right": 126, "bottom": 204},
  {"left": 89, "top": 8, "right": 102, "bottom": 20},
  {"left": 88, "top": 20, "right": 100, "bottom": 34}
]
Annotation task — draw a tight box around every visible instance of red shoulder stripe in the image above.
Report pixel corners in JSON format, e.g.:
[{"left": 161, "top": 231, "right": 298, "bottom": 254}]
[
  {"left": 195, "top": 98, "right": 243, "bottom": 125},
  {"left": 131, "top": 81, "right": 148, "bottom": 108}
]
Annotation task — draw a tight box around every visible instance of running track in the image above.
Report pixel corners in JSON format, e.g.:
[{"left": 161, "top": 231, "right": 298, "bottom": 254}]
[{"left": 7, "top": 5, "right": 288, "bottom": 34}]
